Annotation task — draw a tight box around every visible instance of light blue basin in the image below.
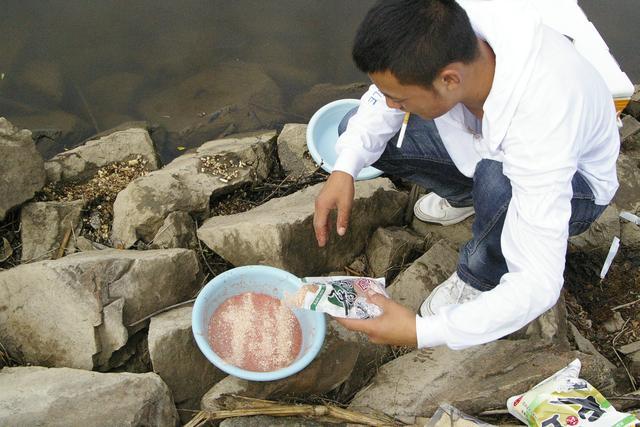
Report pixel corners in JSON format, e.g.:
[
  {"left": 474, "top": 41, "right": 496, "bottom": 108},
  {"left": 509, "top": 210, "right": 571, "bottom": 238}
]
[
  {"left": 306, "top": 98, "right": 383, "bottom": 181},
  {"left": 192, "top": 265, "right": 326, "bottom": 381}
]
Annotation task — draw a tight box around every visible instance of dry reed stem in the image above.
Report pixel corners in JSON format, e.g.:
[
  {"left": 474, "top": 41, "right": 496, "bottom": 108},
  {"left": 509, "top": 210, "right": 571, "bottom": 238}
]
[
  {"left": 55, "top": 228, "right": 73, "bottom": 260},
  {"left": 183, "top": 394, "right": 403, "bottom": 427}
]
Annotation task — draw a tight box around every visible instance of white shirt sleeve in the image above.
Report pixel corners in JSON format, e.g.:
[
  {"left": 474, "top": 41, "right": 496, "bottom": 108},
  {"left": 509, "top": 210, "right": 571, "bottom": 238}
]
[
  {"left": 416, "top": 87, "right": 583, "bottom": 350},
  {"left": 333, "top": 85, "right": 405, "bottom": 178}
]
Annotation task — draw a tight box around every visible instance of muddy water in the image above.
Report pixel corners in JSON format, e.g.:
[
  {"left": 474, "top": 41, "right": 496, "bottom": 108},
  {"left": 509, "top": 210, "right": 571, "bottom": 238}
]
[{"left": 0, "top": 1, "right": 637, "bottom": 162}]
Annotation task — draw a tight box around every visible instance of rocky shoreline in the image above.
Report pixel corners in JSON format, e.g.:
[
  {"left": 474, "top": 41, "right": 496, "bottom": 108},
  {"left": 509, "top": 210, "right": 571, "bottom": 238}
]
[{"left": 1, "top": 84, "right": 640, "bottom": 426}]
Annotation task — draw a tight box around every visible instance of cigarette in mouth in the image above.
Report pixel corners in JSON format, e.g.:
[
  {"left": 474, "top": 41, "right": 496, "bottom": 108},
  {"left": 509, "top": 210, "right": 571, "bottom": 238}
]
[{"left": 396, "top": 112, "right": 410, "bottom": 148}]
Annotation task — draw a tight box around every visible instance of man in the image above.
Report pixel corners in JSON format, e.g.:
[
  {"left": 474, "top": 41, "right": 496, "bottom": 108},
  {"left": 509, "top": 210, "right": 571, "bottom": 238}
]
[{"left": 313, "top": 0, "right": 619, "bottom": 349}]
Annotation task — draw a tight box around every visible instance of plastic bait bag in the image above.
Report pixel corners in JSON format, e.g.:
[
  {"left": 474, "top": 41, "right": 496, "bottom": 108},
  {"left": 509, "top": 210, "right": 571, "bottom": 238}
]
[
  {"left": 286, "top": 276, "right": 387, "bottom": 319},
  {"left": 507, "top": 359, "right": 639, "bottom": 426}
]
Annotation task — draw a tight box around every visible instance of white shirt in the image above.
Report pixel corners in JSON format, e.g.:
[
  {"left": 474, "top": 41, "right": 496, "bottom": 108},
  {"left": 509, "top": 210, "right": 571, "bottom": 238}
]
[{"left": 333, "top": 0, "right": 619, "bottom": 349}]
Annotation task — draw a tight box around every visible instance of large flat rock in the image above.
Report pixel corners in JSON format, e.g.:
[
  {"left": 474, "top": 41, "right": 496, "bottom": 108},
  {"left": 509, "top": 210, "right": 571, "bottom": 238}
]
[
  {"left": 0, "top": 117, "right": 46, "bottom": 220},
  {"left": 148, "top": 306, "right": 226, "bottom": 422},
  {"left": 112, "top": 131, "right": 276, "bottom": 248},
  {"left": 197, "top": 178, "right": 408, "bottom": 276},
  {"left": 0, "top": 366, "right": 178, "bottom": 427},
  {"left": 0, "top": 249, "right": 200, "bottom": 369},
  {"left": 44, "top": 127, "right": 159, "bottom": 183},
  {"left": 349, "top": 340, "right": 615, "bottom": 419}
]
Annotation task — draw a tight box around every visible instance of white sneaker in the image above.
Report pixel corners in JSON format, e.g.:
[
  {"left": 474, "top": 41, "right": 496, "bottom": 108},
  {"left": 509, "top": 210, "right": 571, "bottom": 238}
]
[
  {"left": 413, "top": 193, "right": 474, "bottom": 225},
  {"left": 419, "top": 272, "right": 482, "bottom": 316}
]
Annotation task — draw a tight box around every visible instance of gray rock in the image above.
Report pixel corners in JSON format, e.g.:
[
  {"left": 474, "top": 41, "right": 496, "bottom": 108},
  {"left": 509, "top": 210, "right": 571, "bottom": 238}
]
[
  {"left": 614, "top": 152, "right": 640, "bottom": 212},
  {"left": 0, "top": 248, "right": 200, "bottom": 369},
  {"left": 411, "top": 214, "right": 473, "bottom": 250},
  {"left": 20, "top": 200, "right": 84, "bottom": 262},
  {"left": 149, "top": 211, "right": 198, "bottom": 249},
  {"left": 95, "top": 298, "right": 128, "bottom": 368},
  {"left": 348, "top": 340, "right": 615, "bottom": 418},
  {"left": 277, "top": 124, "right": 317, "bottom": 177},
  {"left": 569, "top": 323, "right": 616, "bottom": 371},
  {"left": 603, "top": 311, "right": 626, "bottom": 333},
  {"left": 197, "top": 178, "right": 408, "bottom": 276},
  {"left": 508, "top": 294, "right": 569, "bottom": 350},
  {"left": 347, "top": 255, "right": 367, "bottom": 275},
  {"left": 137, "top": 62, "right": 285, "bottom": 148},
  {"left": 387, "top": 239, "right": 458, "bottom": 312},
  {"left": 625, "top": 84, "right": 640, "bottom": 119},
  {"left": 621, "top": 220, "right": 640, "bottom": 250},
  {"left": 0, "top": 366, "right": 178, "bottom": 427},
  {"left": 619, "top": 341, "right": 640, "bottom": 355},
  {"left": 366, "top": 226, "right": 424, "bottom": 280},
  {"left": 291, "top": 83, "right": 368, "bottom": 119},
  {"left": 569, "top": 205, "right": 620, "bottom": 252},
  {"left": 201, "top": 320, "right": 389, "bottom": 411},
  {"left": 148, "top": 306, "right": 226, "bottom": 423},
  {"left": 112, "top": 131, "right": 276, "bottom": 248},
  {"left": 45, "top": 127, "right": 159, "bottom": 183},
  {"left": 0, "top": 118, "right": 46, "bottom": 220},
  {"left": 621, "top": 114, "right": 640, "bottom": 143},
  {"left": 73, "top": 236, "right": 107, "bottom": 252}
]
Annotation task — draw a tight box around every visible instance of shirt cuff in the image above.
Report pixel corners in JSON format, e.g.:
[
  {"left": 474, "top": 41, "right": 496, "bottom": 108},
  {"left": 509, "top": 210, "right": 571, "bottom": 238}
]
[
  {"left": 333, "top": 149, "right": 367, "bottom": 179},
  {"left": 415, "top": 314, "right": 447, "bottom": 348}
]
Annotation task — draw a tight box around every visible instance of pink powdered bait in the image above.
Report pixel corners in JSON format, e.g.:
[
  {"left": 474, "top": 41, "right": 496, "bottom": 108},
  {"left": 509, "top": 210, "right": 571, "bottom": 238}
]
[{"left": 207, "top": 292, "right": 303, "bottom": 372}]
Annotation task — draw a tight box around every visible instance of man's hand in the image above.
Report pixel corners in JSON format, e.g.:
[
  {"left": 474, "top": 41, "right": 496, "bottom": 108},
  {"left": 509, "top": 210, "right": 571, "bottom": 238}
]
[
  {"left": 313, "top": 171, "right": 355, "bottom": 247},
  {"left": 334, "top": 294, "right": 418, "bottom": 347}
]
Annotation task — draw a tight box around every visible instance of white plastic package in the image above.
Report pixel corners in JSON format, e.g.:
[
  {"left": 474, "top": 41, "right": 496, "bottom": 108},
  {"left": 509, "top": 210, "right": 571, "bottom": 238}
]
[
  {"left": 507, "top": 359, "right": 639, "bottom": 426},
  {"left": 286, "top": 276, "right": 387, "bottom": 319}
]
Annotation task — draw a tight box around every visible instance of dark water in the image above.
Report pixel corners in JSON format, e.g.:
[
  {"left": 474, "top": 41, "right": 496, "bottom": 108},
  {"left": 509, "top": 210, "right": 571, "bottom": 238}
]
[{"left": 1, "top": 1, "right": 637, "bottom": 162}]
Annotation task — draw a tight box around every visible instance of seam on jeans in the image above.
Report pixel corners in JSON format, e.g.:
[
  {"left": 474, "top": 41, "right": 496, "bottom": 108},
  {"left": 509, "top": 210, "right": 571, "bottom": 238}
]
[
  {"left": 572, "top": 193, "right": 595, "bottom": 200},
  {"left": 466, "top": 198, "right": 510, "bottom": 256}
]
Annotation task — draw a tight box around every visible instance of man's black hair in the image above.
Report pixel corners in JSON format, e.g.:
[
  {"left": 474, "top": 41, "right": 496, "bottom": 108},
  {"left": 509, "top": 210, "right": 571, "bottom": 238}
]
[{"left": 352, "top": 0, "right": 479, "bottom": 88}]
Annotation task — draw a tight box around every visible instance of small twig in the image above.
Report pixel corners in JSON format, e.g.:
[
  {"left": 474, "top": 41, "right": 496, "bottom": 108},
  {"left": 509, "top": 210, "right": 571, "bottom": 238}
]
[
  {"left": 54, "top": 228, "right": 73, "bottom": 260},
  {"left": 612, "top": 317, "right": 638, "bottom": 391},
  {"left": 478, "top": 409, "right": 510, "bottom": 416},
  {"left": 128, "top": 298, "right": 197, "bottom": 328},
  {"left": 258, "top": 174, "right": 293, "bottom": 204},
  {"left": 607, "top": 396, "right": 640, "bottom": 401},
  {"left": 194, "top": 219, "right": 216, "bottom": 278},
  {"left": 344, "top": 266, "right": 365, "bottom": 276},
  {"left": 612, "top": 298, "right": 640, "bottom": 311}
]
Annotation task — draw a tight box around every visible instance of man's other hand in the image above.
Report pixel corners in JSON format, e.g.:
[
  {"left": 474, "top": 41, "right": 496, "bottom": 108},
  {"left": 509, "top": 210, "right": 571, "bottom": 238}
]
[
  {"left": 313, "top": 171, "right": 355, "bottom": 247},
  {"left": 334, "top": 294, "right": 418, "bottom": 347}
]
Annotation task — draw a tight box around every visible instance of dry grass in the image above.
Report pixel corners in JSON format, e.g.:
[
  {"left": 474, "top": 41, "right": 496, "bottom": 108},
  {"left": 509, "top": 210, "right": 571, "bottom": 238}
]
[
  {"left": 0, "top": 340, "right": 22, "bottom": 368},
  {"left": 183, "top": 394, "right": 405, "bottom": 427}
]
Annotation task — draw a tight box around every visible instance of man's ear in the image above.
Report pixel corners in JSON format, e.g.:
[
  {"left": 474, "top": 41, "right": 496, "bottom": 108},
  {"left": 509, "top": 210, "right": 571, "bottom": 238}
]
[{"left": 439, "top": 67, "right": 462, "bottom": 91}]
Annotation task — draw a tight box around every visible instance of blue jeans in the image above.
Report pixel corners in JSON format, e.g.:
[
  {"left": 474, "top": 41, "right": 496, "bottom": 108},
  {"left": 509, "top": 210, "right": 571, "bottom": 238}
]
[{"left": 340, "top": 109, "right": 607, "bottom": 291}]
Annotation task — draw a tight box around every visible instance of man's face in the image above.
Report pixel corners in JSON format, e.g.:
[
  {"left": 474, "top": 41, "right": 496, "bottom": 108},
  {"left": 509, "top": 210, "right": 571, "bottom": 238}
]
[{"left": 369, "top": 70, "right": 458, "bottom": 120}]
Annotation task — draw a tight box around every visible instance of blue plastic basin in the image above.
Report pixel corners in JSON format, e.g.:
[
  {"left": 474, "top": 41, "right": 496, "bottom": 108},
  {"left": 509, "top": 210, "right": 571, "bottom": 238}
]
[
  {"left": 192, "top": 265, "right": 326, "bottom": 381},
  {"left": 306, "top": 99, "right": 383, "bottom": 181}
]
